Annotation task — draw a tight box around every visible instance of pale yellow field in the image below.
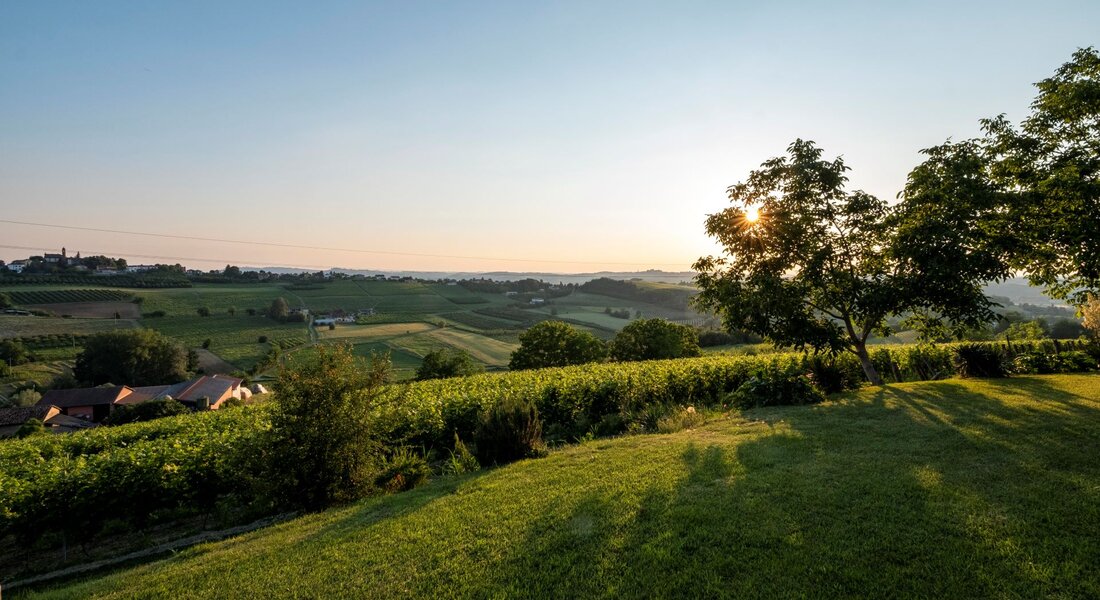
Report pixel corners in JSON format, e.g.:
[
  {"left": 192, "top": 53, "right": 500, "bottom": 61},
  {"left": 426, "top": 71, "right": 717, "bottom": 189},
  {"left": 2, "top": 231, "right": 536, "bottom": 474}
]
[
  {"left": 318, "top": 322, "right": 436, "bottom": 340},
  {"left": 422, "top": 328, "right": 517, "bottom": 366}
]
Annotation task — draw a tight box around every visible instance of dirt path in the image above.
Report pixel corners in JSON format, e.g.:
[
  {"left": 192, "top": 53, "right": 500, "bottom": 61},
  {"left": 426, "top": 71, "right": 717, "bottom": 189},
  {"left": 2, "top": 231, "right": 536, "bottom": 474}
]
[{"left": 192, "top": 348, "right": 237, "bottom": 375}]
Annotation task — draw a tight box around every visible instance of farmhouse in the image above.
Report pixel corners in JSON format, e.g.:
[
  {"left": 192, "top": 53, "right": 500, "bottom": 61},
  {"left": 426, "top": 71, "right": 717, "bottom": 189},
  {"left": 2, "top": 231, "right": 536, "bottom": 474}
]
[
  {"left": 7, "top": 260, "right": 28, "bottom": 273},
  {"left": 123, "top": 374, "right": 247, "bottom": 411},
  {"left": 37, "top": 375, "right": 248, "bottom": 423},
  {"left": 0, "top": 405, "right": 98, "bottom": 438},
  {"left": 39, "top": 386, "right": 149, "bottom": 422}
]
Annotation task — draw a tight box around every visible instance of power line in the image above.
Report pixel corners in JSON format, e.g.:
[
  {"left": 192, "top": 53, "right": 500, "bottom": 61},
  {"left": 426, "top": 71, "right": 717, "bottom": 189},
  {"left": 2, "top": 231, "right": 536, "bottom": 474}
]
[{"left": 0, "top": 219, "right": 690, "bottom": 268}]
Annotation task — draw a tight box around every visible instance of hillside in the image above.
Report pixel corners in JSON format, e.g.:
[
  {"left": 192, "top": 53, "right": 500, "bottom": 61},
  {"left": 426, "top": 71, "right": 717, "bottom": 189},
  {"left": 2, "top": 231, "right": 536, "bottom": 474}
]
[{"left": 21, "top": 374, "right": 1100, "bottom": 599}]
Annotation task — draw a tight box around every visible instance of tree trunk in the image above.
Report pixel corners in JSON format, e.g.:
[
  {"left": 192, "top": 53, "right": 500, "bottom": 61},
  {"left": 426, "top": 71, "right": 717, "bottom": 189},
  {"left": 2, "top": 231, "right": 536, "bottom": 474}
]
[{"left": 855, "top": 342, "right": 883, "bottom": 386}]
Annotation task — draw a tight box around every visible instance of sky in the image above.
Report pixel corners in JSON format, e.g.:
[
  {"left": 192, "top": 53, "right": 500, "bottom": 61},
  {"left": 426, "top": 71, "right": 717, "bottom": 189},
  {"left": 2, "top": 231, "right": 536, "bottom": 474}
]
[{"left": 1, "top": 1, "right": 1097, "bottom": 273}]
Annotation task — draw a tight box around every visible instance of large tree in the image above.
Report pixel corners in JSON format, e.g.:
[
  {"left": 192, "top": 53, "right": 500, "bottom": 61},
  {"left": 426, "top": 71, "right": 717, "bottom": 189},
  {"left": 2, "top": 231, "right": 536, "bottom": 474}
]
[
  {"left": 74, "top": 329, "right": 192, "bottom": 386},
  {"left": 906, "top": 48, "right": 1099, "bottom": 302},
  {"left": 509, "top": 321, "right": 607, "bottom": 370},
  {"left": 694, "top": 140, "right": 1002, "bottom": 385}
]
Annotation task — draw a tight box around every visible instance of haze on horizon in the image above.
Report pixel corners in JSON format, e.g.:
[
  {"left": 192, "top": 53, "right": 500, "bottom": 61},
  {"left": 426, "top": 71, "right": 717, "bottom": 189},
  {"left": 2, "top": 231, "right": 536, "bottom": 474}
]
[{"left": 1, "top": 1, "right": 1096, "bottom": 273}]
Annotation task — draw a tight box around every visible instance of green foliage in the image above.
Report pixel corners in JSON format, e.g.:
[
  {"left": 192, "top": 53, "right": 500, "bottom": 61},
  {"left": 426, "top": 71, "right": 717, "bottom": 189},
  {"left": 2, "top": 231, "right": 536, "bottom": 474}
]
[
  {"left": 1000, "top": 320, "right": 1046, "bottom": 340},
  {"left": 509, "top": 321, "right": 607, "bottom": 370},
  {"left": 374, "top": 448, "right": 432, "bottom": 493},
  {"left": 0, "top": 339, "right": 29, "bottom": 365},
  {"left": 656, "top": 406, "right": 706, "bottom": 434},
  {"left": 727, "top": 362, "right": 826, "bottom": 409},
  {"left": 1083, "top": 294, "right": 1100, "bottom": 339},
  {"left": 196, "top": 307, "right": 211, "bottom": 317},
  {"left": 695, "top": 140, "right": 1001, "bottom": 386},
  {"left": 953, "top": 344, "right": 1008, "bottom": 378},
  {"left": 474, "top": 396, "right": 545, "bottom": 465},
  {"left": 15, "top": 418, "right": 46, "bottom": 439},
  {"left": 610, "top": 318, "right": 701, "bottom": 362},
  {"left": 445, "top": 434, "right": 480, "bottom": 475},
  {"left": 0, "top": 405, "right": 268, "bottom": 546},
  {"left": 416, "top": 348, "right": 483, "bottom": 380},
  {"left": 74, "top": 329, "right": 192, "bottom": 386},
  {"left": 11, "top": 388, "right": 42, "bottom": 407},
  {"left": 106, "top": 398, "right": 190, "bottom": 426},
  {"left": 264, "top": 345, "right": 390, "bottom": 510},
  {"left": 269, "top": 297, "right": 290, "bottom": 321}
]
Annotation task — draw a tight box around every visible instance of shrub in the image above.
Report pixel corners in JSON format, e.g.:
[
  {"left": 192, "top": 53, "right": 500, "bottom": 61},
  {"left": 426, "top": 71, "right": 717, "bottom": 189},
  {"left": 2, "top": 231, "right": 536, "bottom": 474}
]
[
  {"left": 803, "top": 354, "right": 863, "bottom": 394},
  {"left": 656, "top": 406, "right": 706, "bottom": 434},
  {"left": 142, "top": 310, "right": 167, "bottom": 318},
  {"left": 374, "top": 448, "right": 431, "bottom": 493},
  {"left": 509, "top": 321, "right": 607, "bottom": 370},
  {"left": 264, "top": 345, "right": 390, "bottom": 510},
  {"left": 416, "top": 348, "right": 483, "bottom": 380},
  {"left": 202, "top": 338, "right": 212, "bottom": 349},
  {"left": 445, "top": 434, "right": 480, "bottom": 475},
  {"left": 15, "top": 418, "right": 46, "bottom": 439},
  {"left": 11, "top": 388, "right": 42, "bottom": 407},
  {"left": 474, "top": 396, "right": 546, "bottom": 464},
  {"left": 953, "top": 344, "right": 1008, "bottom": 378},
  {"left": 727, "top": 363, "right": 826, "bottom": 409},
  {"left": 106, "top": 399, "right": 190, "bottom": 426},
  {"left": 197, "top": 307, "right": 211, "bottom": 317},
  {"left": 610, "top": 318, "right": 701, "bottom": 362},
  {"left": 258, "top": 335, "right": 268, "bottom": 343},
  {"left": 1057, "top": 350, "right": 1096, "bottom": 372}
]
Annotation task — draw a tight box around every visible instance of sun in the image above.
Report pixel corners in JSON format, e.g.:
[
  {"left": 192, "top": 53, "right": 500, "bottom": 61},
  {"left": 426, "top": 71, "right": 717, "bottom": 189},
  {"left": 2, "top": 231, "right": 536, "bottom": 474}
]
[{"left": 745, "top": 206, "right": 760, "bottom": 223}]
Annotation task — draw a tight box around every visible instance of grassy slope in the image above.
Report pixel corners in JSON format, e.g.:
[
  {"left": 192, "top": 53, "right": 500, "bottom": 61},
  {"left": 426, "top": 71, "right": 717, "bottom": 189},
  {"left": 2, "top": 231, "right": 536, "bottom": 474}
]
[{"left": 23, "top": 374, "right": 1100, "bottom": 599}]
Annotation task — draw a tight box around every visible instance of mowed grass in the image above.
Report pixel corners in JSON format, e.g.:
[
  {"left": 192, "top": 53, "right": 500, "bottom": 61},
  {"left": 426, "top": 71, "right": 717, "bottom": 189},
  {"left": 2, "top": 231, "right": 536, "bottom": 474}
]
[{"left": 22, "top": 374, "right": 1100, "bottom": 599}]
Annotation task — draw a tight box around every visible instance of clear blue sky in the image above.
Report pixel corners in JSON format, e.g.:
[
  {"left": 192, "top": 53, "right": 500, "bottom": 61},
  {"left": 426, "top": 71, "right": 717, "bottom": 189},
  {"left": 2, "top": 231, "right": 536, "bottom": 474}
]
[{"left": 1, "top": 1, "right": 1096, "bottom": 272}]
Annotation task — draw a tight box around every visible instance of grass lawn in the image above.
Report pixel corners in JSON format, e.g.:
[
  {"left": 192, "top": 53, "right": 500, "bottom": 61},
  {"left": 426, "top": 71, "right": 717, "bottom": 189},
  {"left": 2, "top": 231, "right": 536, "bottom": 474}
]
[{"left": 20, "top": 374, "right": 1100, "bottom": 599}]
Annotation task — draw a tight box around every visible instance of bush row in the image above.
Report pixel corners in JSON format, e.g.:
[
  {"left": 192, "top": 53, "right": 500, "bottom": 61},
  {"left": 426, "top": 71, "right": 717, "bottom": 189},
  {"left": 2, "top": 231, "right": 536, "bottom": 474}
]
[{"left": 1, "top": 339, "right": 1094, "bottom": 547}]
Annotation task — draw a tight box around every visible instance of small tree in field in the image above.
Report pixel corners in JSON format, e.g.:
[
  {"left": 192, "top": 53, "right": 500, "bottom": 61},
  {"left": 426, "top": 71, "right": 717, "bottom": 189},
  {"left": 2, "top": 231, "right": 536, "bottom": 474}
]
[
  {"left": 416, "top": 348, "right": 483, "bottom": 380},
  {"left": 265, "top": 345, "right": 390, "bottom": 509},
  {"left": 610, "top": 318, "right": 701, "bottom": 362},
  {"left": 509, "top": 321, "right": 607, "bottom": 370},
  {"left": 269, "top": 297, "right": 290, "bottom": 321},
  {"left": 694, "top": 140, "right": 1002, "bottom": 385}
]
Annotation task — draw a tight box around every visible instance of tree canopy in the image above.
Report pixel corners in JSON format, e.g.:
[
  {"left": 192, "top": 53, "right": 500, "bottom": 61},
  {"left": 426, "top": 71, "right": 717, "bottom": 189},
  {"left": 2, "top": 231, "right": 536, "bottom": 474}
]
[
  {"left": 508, "top": 321, "right": 607, "bottom": 370},
  {"left": 610, "top": 318, "right": 701, "bottom": 362},
  {"left": 694, "top": 140, "right": 1002, "bottom": 385},
  {"left": 74, "top": 329, "right": 192, "bottom": 386},
  {"left": 416, "top": 348, "right": 483, "bottom": 380},
  {"left": 903, "top": 47, "right": 1099, "bottom": 302}
]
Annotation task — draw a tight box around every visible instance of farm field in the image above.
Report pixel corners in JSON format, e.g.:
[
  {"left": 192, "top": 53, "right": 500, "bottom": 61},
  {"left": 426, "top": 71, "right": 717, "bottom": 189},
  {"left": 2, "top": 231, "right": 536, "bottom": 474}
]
[
  {"left": 22, "top": 373, "right": 1100, "bottom": 599},
  {"left": 0, "top": 316, "right": 137, "bottom": 339},
  {"left": 1, "top": 278, "right": 703, "bottom": 377}
]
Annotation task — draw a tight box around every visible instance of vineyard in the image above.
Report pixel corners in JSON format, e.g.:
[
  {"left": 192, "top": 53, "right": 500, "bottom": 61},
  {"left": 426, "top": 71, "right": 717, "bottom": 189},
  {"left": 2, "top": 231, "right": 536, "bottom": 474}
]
[
  {"left": 1, "top": 338, "right": 1094, "bottom": 567},
  {"left": 8, "top": 289, "right": 133, "bottom": 305}
]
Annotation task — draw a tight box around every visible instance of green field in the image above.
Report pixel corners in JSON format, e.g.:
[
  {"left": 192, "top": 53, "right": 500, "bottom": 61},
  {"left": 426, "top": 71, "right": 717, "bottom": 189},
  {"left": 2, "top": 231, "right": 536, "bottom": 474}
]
[
  {"left": 1, "top": 279, "right": 704, "bottom": 378},
  {"left": 21, "top": 373, "right": 1100, "bottom": 598},
  {"left": 0, "top": 316, "right": 137, "bottom": 338}
]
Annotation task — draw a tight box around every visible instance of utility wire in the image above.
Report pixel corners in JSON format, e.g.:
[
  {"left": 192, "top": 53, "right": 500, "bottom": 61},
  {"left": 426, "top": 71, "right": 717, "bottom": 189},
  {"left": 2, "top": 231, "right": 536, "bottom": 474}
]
[{"left": 0, "top": 219, "right": 690, "bottom": 268}]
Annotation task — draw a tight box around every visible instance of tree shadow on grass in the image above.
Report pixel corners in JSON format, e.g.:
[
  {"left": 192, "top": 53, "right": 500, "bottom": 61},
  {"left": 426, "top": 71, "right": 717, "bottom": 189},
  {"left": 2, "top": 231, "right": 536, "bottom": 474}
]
[
  {"left": 467, "top": 375, "right": 1100, "bottom": 599},
  {"left": 35, "top": 376, "right": 1100, "bottom": 599}
]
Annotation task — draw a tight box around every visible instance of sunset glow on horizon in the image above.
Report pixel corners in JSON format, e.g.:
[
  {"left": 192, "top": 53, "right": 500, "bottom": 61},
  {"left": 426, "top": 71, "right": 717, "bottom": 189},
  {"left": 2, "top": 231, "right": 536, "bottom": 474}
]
[{"left": 2, "top": 1, "right": 1095, "bottom": 273}]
